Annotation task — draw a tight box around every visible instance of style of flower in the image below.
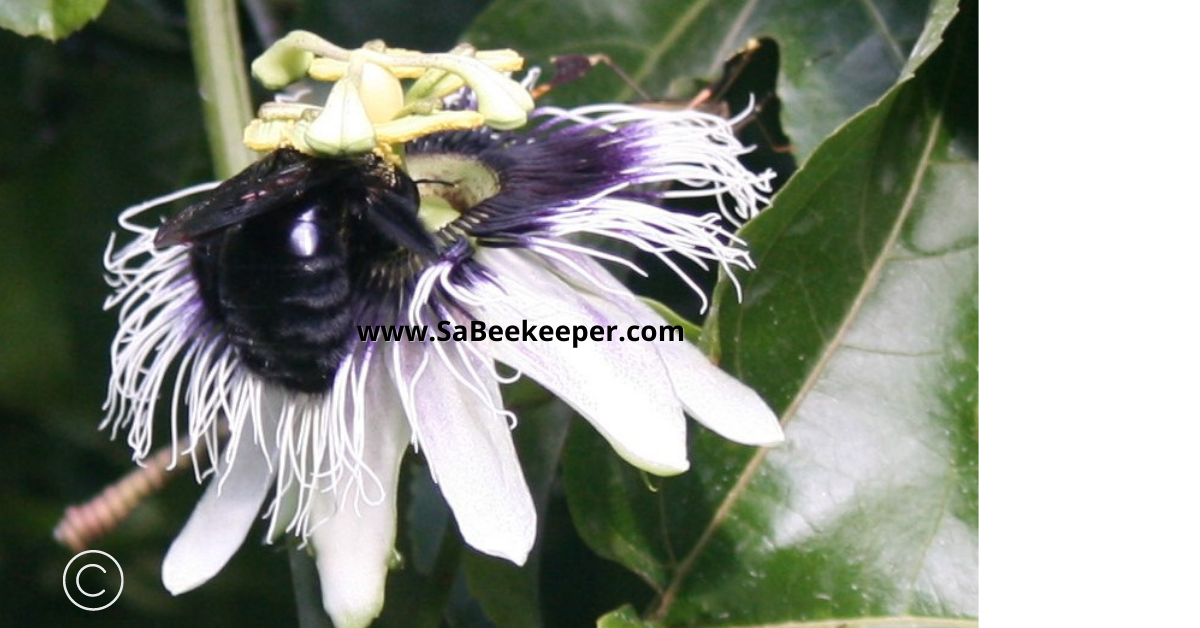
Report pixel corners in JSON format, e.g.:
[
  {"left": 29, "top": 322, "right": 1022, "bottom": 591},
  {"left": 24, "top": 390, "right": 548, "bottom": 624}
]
[{"left": 102, "top": 32, "right": 784, "bottom": 628}]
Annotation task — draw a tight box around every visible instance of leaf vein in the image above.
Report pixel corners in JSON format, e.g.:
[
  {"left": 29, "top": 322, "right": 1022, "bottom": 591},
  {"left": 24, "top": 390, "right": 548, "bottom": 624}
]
[
  {"left": 618, "top": 0, "right": 718, "bottom": 102},
  {"left": 858, "top": 0, "right": 908, "bottom": 67},
  {"left": 653, "top": 81, "right": 945, "bottom": 623}
]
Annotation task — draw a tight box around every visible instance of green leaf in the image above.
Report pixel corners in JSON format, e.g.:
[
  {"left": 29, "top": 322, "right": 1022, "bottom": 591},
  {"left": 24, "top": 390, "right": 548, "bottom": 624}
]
[
  {"left": 0, "top": 0, "right": 109, "bottom": 40},
  {"left": 466, "top": 0, "right": 932, "bottom": 161},
  {"left": 642, "top": 298, "right": 703, "bottom": 344},
  {"left": 562, "top": 0, "right": 977, "bottom": 625},
  {"left": 678, "top": 2, "right": 977, "bottom": 625},
  {"left": 597, "top": 604, "right": 660, "bottom": 628},
  {"left": 0, "top": 26, "right": 208, "bottom": 417}
]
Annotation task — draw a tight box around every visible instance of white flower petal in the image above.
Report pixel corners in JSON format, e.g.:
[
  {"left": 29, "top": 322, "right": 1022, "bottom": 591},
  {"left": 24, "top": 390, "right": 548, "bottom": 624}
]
[
  {"left": 266, "top": 476, "right": 299, "bottom": 542},
  {"left": 472, "top": 249, "right": 689, "bottom": 475},
  {"left": 556, "top": 253, "right": 783, "bottom": 445},
  {"left": 162, "top": 414, "right": 278, "bottom": 595},
  {"left": 644, "top": 339, "right": 783, "bottom": 445},
  {"left": 392, "top": 339, "right": 536, "bottom": 564},
  {"left": 310, "top": 352, "right": 412, "bottom": 628}
]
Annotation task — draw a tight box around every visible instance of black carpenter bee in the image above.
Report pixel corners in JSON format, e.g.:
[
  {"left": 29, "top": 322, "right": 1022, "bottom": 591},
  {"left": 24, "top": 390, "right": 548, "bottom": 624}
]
[{"left": 155, "top": 148, "right": 437, "bottom": 393}]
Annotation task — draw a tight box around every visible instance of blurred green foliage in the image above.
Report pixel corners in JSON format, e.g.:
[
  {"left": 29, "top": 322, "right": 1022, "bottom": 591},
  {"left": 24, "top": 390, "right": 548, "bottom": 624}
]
[{"left": 0, "top": 0, "right": 976, "bottom": 626}]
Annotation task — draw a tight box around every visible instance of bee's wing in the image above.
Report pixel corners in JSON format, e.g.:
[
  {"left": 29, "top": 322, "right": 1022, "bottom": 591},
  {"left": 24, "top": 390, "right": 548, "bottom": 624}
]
[{"left": 153, "top": 151, "right": 342, "bottom": 248}]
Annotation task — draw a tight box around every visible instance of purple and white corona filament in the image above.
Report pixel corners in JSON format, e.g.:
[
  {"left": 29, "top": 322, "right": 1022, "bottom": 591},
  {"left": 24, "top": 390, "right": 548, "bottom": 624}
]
[{"left": 101, "top": 34, "right": 784, "bottom": 628}]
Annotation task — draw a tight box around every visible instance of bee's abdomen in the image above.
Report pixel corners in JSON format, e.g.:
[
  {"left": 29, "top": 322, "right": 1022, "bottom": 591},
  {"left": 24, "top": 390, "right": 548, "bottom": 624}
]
[{"left": 214, "top": 204, "right": 353, "bottom": 393}]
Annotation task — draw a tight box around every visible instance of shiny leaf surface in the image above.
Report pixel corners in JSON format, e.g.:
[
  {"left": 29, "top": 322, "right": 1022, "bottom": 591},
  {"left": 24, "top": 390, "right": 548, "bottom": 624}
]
[
  {"left": 467, "top": 0, "right": 932, "bottom": 160},
  {"left": 598, "top": 605, "right": 659, "bottom": 628},
  {"left": 560, "top": 0, "right": 977, "bottom": 625}
]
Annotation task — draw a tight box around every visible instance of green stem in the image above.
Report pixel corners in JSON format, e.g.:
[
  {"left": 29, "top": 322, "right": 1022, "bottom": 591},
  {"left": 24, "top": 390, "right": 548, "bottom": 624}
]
[{"left": 185, "top": 0, "right": 255, "bottom": 178}]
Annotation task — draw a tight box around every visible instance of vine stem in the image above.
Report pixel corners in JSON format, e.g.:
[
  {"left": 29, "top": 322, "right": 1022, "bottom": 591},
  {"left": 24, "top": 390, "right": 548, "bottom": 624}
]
[
  {"left": 182, "top": 5, "right": 334, "bottom": 625},
  {"left": 185, "top": 0, "right": 255, "bottom": 178}
]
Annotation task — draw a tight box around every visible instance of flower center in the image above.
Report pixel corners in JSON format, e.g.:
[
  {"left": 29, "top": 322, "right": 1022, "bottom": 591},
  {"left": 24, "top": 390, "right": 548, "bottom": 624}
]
[
  {"left": 242, "top": 32, "right": 533, "bottom": 158},
  {"left": 409, "top": 152, "right": 502, "bottom": 231}
]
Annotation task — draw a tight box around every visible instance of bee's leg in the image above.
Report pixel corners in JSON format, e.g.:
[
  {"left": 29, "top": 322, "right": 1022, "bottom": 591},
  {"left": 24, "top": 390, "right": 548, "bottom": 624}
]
[{"left": 363, "top": 185, "right": 439, "bottom": 258}]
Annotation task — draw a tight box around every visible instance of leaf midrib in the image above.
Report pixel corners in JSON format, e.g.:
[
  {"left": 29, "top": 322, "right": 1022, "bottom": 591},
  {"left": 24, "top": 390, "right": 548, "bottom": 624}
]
[
  {"left": 650, "top": 87, "right": 946, "bottom": 622},
  {"left": 614, "top": 0, "right": 718, "bottom": 102}
]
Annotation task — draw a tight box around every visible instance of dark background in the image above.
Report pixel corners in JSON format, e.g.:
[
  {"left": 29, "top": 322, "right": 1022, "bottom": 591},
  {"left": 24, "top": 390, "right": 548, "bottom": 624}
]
[{"left": 0, "top": 2, "right": 625, "bottom": 626}]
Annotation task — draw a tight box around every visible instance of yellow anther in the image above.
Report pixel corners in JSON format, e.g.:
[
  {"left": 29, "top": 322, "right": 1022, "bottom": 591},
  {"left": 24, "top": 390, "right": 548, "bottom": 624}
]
[
  {"left": 244, "top": 118, "right": 296, "bottom": 152},
  {"left": 256, "top": 101, "right": 322, "bottom": 120},
  {"left": 244, "top": 32, "right": 534, "bottom": 155},
  {"left": 308, "top": 48, "right": 525, "bottom": 81},
  {"left": 310, "top": 57, "right": 426, "bottom": 81},
  {"left": 465, "top": 49, "right": 525, "bottom": 73},
  {"left": 373, "top": 110, "right": 486, "bottom": 144}
]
